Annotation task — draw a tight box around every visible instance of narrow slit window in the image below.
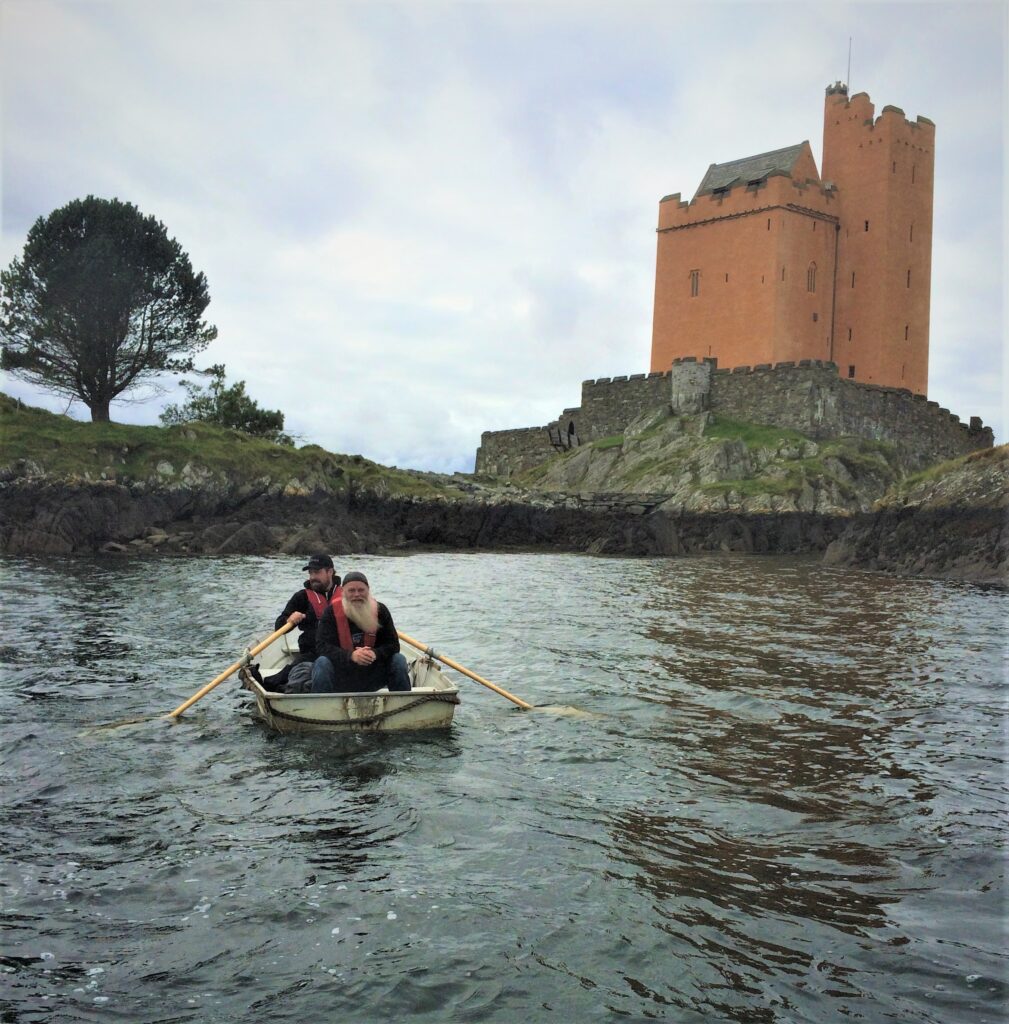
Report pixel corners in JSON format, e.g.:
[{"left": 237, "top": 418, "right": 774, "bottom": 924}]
[
  {"left": 851, "top": 271, "right": 856, "bottom": 288},
  {"left": 904, "top": 324, "right": 909, "bottom": 340},
  {"left": 807, "top": 263, "right": 816, "bottom": 293},
  {"left": 690, "top": 269, "right": 700, "bottom": 297},
  {"left": 892, "top": 161, "right": 897, "bottom": 173},
  {"left": 848, "top": 365, "right": 856, "bottom": 378},
  {"left": 781, "top": 266, "right": 786, "bottom": 281},
  {"left": 767, "top": 218, "right": 771, "bottom": 230},
  {"left": 906, "top": 269, "right": 911, "bottom": 288},
  {"left": 725, "top": 273, "right": 729, "bottom": 283},
  {"left": 910, "top": 224, "right": 914, "bottom": 241},
  {"left": 848, "top": 328, "right": 852, "bottom": 341}
]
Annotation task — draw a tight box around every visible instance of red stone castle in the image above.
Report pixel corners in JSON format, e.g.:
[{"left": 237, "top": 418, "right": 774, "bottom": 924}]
[{"left": 651, "top": 82, "right": 934, "bottom": 395}]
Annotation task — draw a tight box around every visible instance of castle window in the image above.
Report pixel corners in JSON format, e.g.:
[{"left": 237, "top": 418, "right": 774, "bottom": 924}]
[
  {"left": 807, "top": 263, "right": 817, "bottom": 293},
  {"left": 848, "top": 365, "right": 856, "bottom": 378},
  {"left": 781, "top": 266, "right": 786, "bottom": 281},
  {"left": 906, "top": 269, "right": 911, "bottom": 287},
  {"left": 690, "top": 269, "right": 700, "bottom": 297},
  {"left": 905, "top": 324, "right": 909, "bottom": 340},
  {"left": 812, "top": 312, "right": 818, "bottom": 322},
  {"left": 848, "top": 328, "right": 852, "bottom": 341},
  {"left": 910, "top": 224, "right": 914, "bottom": 241},
  {"left": 892, "top": 161, "right": 897, "bottom": 173},
  {"left": 851, "top": 271, "right": 856, "bottom": 288},
  {"left": 767, "top": 218, "right": 771, "bottom": 230},
  {"left": 864, "top": 220, "right": 870, "bottom": 232},
  {"left": 747, "top": 178, "right": 764, "bottom": 187},
  {"left": 725, "top": 273, "right": 729, "bottom": 282}
]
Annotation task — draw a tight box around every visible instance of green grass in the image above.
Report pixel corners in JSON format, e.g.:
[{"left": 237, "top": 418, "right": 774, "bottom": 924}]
[
  {"left": 892, "top": 443, "right": 1008, "bottom": 495},
  {"left": 591, "top": 434, "right": 625, "bottom": 451},
  {"left": 0, "top": 392, "right": 453, "bottom": 498},
  {"left": 703, "top": 415, "right": 807, "bottom": 449},
  {"left": 700, "top": 476, "right": 798, "bottom": 497}
]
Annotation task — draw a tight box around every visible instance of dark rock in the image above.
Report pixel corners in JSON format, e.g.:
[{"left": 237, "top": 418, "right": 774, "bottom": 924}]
[{"left": 213, "top": 522, "right": 277, "bottom": 555}]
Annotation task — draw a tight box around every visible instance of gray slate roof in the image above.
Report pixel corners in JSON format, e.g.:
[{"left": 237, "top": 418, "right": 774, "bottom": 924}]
[{"left": 695, "top": 142, "right": 809, "bottom": 197}]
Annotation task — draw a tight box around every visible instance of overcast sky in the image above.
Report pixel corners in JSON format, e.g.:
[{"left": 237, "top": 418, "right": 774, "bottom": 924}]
[{"left": 1, "top": 1, "right": 1005, "bottom": 471}]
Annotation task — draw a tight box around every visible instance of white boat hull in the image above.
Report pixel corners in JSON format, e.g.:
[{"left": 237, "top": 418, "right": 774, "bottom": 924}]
[{"left": 238, "top": 631, "right": 460, "bottom": 733}]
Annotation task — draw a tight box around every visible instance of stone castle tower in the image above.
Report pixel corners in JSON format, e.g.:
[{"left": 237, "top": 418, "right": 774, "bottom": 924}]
[{"left": 650, "top": 83, "right": 935, "bottom": 395}]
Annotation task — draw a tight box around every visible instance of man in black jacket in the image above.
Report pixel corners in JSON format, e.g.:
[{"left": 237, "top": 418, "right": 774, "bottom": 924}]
[
  {"left": 267, "top": 554, "right": 340, "bottom": 692},
  {"left": 311, "top": 571, "right": 411, "bottom": 692}
]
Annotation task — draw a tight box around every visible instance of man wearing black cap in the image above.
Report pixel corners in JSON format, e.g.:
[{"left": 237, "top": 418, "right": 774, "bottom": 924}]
[
  {"left": 266, "top": 554, "right": 341, "bottom": 692},
  {"left": 312, "top": 571, "right": 411, "bottom": 693}
]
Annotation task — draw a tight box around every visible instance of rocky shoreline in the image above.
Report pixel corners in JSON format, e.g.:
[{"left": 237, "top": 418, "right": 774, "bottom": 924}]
[
  {"left": 1, "top": 389, "right": 1004, "bottom": 585},
  {"left": 1, "top": 470, "right": 1004, "bottom": 585},
  {"left": 0, "top": 474, "right": 846, "bottom": 559}
]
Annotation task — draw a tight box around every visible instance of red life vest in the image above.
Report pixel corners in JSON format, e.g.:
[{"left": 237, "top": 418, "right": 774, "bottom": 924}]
[
  {"left": 305, "top": 586, "right": 341, "bottom": 621},
  {"left": 333, "top": 597, "right": 378, "bottom": 652}
]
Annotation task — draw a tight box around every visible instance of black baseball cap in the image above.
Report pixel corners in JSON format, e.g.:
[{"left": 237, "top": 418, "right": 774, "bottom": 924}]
[{"left": 302, "top": 553, "right": 335, "bottom": 571}]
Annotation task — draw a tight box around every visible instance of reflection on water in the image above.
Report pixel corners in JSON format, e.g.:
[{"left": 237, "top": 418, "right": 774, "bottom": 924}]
[{"left": 0, "top": 553, "right": 1005, "bottom": 1023}]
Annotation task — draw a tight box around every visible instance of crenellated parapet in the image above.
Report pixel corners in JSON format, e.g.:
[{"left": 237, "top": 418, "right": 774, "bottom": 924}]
[{"left": 474, "top": 357, "right": 992, "bottom": 477}]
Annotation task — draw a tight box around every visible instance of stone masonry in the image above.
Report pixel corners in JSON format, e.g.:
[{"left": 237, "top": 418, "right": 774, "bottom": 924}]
[{"left": 474, "top": 357, "right": 993, "bottom": 478}]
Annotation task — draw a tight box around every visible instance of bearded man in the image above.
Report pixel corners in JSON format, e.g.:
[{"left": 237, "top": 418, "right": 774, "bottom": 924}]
[
  {"left": 267, "top": 554, "right": 341, "bottom": 693},
  {"left": 311, "top": 571, "right": 411, "bottom": 693}
]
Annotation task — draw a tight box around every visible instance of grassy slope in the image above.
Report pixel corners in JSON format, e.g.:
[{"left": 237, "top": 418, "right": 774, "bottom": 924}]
[{"left": 0, "top": 393, "right": 460, "bottom": 499}]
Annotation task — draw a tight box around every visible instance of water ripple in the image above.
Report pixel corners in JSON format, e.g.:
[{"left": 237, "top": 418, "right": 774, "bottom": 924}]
[{"left": 0, "top": 552, "right": 1004, "bottom": 1022}]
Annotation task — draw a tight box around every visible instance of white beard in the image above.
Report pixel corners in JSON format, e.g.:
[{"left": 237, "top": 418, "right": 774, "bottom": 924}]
[{"left": 343, "top": 595, "right": 379, "bottom": 634}]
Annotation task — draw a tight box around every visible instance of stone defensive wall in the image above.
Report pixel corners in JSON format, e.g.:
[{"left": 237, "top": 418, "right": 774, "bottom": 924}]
[
  {"left": 475, "top": 358, "right": 993, "bottom": 478},
  {"left": 701, "top": 359, "right": 992, "bottom": 466}
]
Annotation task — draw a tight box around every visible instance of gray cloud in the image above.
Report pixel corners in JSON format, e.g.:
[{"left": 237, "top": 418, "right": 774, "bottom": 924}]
[{"left": 2, "top": 1, "right": 1003, "bottom": 471}]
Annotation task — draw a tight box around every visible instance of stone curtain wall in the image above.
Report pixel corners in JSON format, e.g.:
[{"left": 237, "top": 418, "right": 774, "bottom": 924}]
[
  {"left": 706, "top": 359, "right": 992, "bottom": 466},
  {"left": 475, "top": 426, "right": 556, "bottom": 477},
  {"left": 474, "top": 358, "right": 993, "bottom": 477},
  {"left": 578, "top": 372, "right": 671, "bottom": 440}
]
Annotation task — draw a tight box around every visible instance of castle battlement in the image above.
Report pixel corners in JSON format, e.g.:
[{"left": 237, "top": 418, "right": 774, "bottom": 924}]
[
  {"left": 653, "top": 83, "right": 936, "bottom": 397},
  {"left": 474, "top": 81, "right": 982, "bottom": 485},
  {"left": 475, "top": 358, "right": 992, "bottom": 479}
]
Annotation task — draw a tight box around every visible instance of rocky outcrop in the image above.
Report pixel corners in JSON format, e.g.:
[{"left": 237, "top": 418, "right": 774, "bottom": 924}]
[
  {"left": 518, "top": 409, "right": 908, "bottom": 514},
  {"left": 823, "top": 447, "right": 1008, "bottom": 585},
  {"left": 0, "top": 469, "right": 845, "bottom": 561}
]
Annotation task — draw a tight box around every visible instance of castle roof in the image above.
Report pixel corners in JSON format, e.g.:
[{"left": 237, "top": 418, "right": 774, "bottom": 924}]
[{"left": 695, "top": 142, "right": 811, "bottom": 197}]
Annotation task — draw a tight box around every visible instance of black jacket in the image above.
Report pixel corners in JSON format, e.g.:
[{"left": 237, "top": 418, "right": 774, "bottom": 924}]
[
  {"left": 316, "top": 600, "right": 401, "bottom": 687},
  {"left": 274, "top": 582, "right": 339, "bottom": 658}
]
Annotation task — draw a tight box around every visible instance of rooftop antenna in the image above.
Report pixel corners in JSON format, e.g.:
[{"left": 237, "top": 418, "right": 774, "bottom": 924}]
[{"left": 847, "top": 37, "right": 852, "bottom": 90}]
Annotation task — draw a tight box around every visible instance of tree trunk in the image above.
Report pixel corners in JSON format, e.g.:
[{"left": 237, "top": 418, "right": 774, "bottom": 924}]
[{"left": 90, "top": 398, "right": 111, "bottom": 422}]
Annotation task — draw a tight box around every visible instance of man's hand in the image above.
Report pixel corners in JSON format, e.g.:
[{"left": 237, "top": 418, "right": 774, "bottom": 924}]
[
  {"left": 351, "top": 647, "right": 376, "bottom": 666},
  {"left": 287, "top": 611, "right": 306, "bottom": 625}
]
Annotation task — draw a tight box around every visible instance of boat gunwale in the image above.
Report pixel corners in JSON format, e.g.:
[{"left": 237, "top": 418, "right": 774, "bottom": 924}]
[{"left": 240, "top": 673, "right": 460, "bottom": 702}]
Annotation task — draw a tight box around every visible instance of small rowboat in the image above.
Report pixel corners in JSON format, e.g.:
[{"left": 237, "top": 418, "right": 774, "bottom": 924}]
[{"left": 238, "top": 630, "right": 460, "bottom": 733}]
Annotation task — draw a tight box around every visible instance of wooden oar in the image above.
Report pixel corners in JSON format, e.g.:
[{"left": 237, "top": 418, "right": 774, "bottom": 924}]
[
  {"left": 397, "top": 631, "right": 533, "bottom": 710},
  {"left": 166, "top": 623, "right": 294, "bottom": 720}
]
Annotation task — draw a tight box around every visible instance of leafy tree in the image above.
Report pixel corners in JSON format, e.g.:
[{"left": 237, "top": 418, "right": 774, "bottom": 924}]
[
  {"left": 0, "top": 195, "right": 217, "bottom": 421},
  {"left": 160, "top": 364, "right": 293, "bottom": 445}
]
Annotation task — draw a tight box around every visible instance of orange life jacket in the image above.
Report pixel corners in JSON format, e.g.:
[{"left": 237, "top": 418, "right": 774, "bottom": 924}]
[{"left": 305, "top": 586, "right": 341, "bottom": 621}]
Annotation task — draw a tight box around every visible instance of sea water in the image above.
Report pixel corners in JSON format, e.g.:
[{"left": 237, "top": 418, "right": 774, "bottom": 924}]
[{"left": 1, "top": 552, "right": 1005, "bottom": 1023}]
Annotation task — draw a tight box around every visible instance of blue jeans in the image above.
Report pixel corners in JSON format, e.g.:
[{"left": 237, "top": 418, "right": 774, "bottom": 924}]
[{"left": 310, "top": 652, "right": 411, "bottom": 693}]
